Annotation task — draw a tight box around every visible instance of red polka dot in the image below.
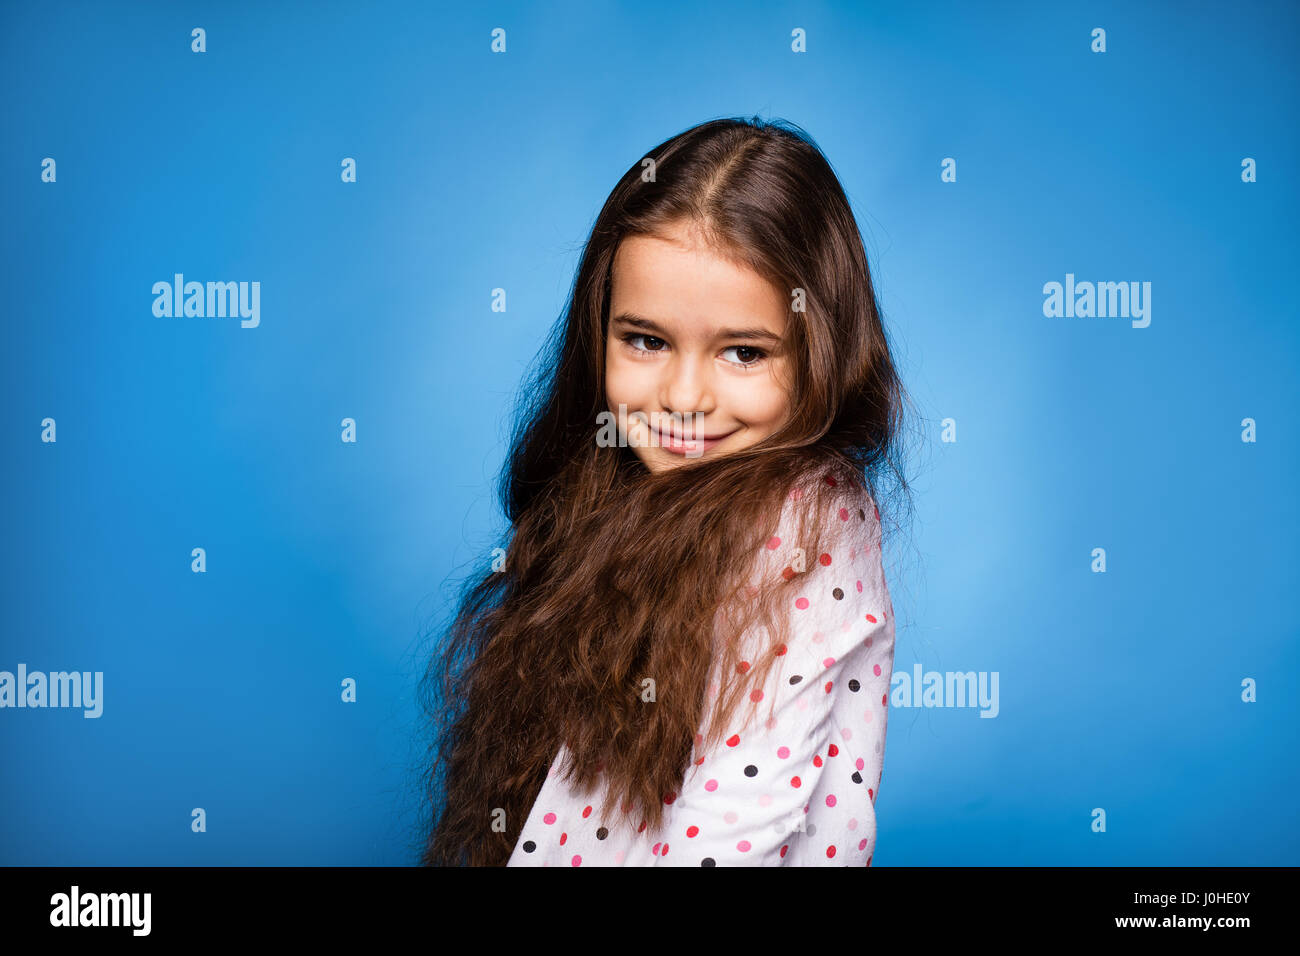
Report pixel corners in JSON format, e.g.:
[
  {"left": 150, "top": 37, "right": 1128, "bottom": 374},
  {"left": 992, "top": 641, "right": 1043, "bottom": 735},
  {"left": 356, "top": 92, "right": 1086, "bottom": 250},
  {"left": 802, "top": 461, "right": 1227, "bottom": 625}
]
[
  {"left": 867, "top": 854, "right": 873, "bottom": 867},
  {"left": 750, "top": 688, "right": 764, "bottom": 702},
  {"left": 795, "top": 597, "right": 810, "bottom": 610},
  {"left": 637, "top": 819, "right": 647, "bottom": 833},
  {"left": 543, "top": 812, "right": 556, "bottom": 825},
  {"left": 865, "top": 613, "right": 877, "bottom": 623},
  {"left": 828, "top": 743, "right": 839, "bottom": 757},
  {"left": 652, "top": 842, "right": 661, "bottom": 855},
  {"left": 868, "top": 788, "right": 874, "bottom": 800},
  {"left": 813, "top": 755, "right": 822, "bottom": 768},
  {"left": 825, "top": 681, "right": 833, "bottom": 693},
  {"left": 827, "top": 845, "right": 837, "bottom": 858},
  {"left": 737, "top": 660, "right": 750, "bottom": 673},
  {"left": 791, "top": 776, "right": 802, "bottom": 788},
  {"left": 882, "top": 694, "right": 887, "bottom": 706},
  {"left": 781, "top": 566, "right": 796, "bottom": 580},
  {"left": 774, "top": 643, "right": 787, "bottom": 656},
  {"left": 686, "top": 825, "right": 699, "bottom": 838},
  {"left": 766, "top": 535, "right": 781, "bottom": 550},
  {"left": 780, "top": 844, "right": 789, "bottom": 858},
  {"left": 582, "top": 805, "right": 592, "bottom": 818},
  {"left": 559, "top": 832, "right": 567, "bottom": 845},
  {"left": 838, "top": 508, "right": 849, "bottom": 520},
  {"left": 662, "top": 843, "right": 669, "bottom": 856},
  {"left": 819, "top": 552, "right": 832, "bottom": 566},
  {"left": 824, "top": 475, "right": 838, "bottom": 487},
  {"left": 859, "top": 839, "right": 868, "bottom": 851},
  {"left": 726, "top": 734, "right": 740, "bottom": 747},
  {"left": 663, "top": 791, "right": 676, "bottom": 804}
]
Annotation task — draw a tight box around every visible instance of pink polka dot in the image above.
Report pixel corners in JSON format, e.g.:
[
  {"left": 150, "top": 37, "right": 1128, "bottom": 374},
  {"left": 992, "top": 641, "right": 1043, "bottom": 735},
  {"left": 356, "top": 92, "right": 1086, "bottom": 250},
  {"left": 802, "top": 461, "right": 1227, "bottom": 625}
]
[
  {"left": 856, "top": 758, "right": 865, "bottom": 770},
  {"left": 826, "top": 794, "right": 837, "bottom": 807},
  {"left": 777, "top": 745, "right": 790, "bottom": 758},
  {"left": 705, "top": 778, "right": 718, "bottom": 792},
  {"left": 847, "top": 818, "right": 859, "bottom": 830},
  {"left": 859, "top": 839, "right": 868, "bottom": 850},
  {"left": 652, "top": 842, "right": 661, "bottom": 855},
  {"left": 840, "top": 727, "right": 853, "bottom": 740},
  {"left": 758, "top": 794, "right": 772, "bottom": 807},
  {"left": 614, "top": 850, "right": 625, "bottom": 864},
  {"left": 750, "top": 688, "right": 764, "bottom": 702},
  {"left": 543, "top": 812, "right": 556, "bottom": 825},
  {"left": 823, "top": 656, "right": 836, "bottom": 667},
  {"left": 873, "top": 664, "right": 882, "bottom": 676},
  {"left": 838, "top": 508, "right": 849, "bottom": 521},
  {"left": 863, "top": 710, "right": 873, "bottom": 723},
  {"left": 572, "top": 855, "right": 582, "bottom": 866},
  {"left": 795, "top": 597, "right": 810, "bottom": 610},
  {"left": 724, "top": 811, "right": 739, "bottom": 824},
  {"left": 856, "top": 580, "right": 863, "bottom": 592},
  {"left": 737, "top": 840, "right": 752, "bottom": 852},
  {"left": 766, "top": 536, "right": 781, "bottom": 550}
]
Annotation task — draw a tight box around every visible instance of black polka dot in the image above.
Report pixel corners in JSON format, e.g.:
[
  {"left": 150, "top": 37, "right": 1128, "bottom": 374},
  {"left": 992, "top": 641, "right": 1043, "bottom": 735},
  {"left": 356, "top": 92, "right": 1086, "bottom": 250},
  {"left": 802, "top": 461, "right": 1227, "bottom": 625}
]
[
  {"left": 789, "top": 674, "right": 802, "bottom": 685},
  {"left": 522, "top": 840, "right": 536, "bottom": 853},
  {"left": 744, "top": 764, "right": 758, "bottom": 777},
  {"left": 832, "top": 587, "right": 844, "bottom": 600},
  {"left": 701, "top": 857, "right": 716, "bottom": 867},
  {"left": 858, "top": 508, "right": 866, "bottom": 520},
  {"left": 848, "top": 679, "right": 860, "bottom": 692},
  {"left": 596, "top": 827, "right": 608, "bottom": 840},
  {"left": 852, "top": 771, "right": 863, "bottom": 784}
]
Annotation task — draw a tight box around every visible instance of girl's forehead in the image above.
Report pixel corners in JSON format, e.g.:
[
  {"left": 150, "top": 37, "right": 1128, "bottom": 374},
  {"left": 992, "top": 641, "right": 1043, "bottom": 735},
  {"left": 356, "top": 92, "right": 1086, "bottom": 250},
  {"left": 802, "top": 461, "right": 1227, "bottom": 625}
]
[{"left": 610, "top": 235, "right": 787, "bottom": 336}]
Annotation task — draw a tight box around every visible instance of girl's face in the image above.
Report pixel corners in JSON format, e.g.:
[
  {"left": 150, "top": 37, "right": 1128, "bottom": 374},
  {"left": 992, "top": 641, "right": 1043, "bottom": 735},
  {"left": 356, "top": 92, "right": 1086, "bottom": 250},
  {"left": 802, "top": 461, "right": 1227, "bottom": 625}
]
[{"left": 604, "top": 220, "right": 794, "bottom": 474}]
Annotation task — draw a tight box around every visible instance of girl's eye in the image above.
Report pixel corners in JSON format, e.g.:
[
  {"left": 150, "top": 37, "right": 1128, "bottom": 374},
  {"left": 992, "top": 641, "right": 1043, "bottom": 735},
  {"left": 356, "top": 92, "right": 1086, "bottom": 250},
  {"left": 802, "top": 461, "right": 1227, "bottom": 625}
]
[
  {"left": 620, "top": 332, "right": 766, "bottom": 368},
  {"left": 623, "top": 333, "right": 666, "bottom": 353},
  {"left": 722, "top": 345, "right": 767, "bottom": 367}
]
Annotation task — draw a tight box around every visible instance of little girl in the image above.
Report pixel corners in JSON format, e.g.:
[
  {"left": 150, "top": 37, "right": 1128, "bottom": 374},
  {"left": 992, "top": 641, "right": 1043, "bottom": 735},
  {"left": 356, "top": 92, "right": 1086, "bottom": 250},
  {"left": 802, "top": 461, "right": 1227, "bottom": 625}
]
[{"left": 420, "top": 116, "right": 909, "bottom": 867}]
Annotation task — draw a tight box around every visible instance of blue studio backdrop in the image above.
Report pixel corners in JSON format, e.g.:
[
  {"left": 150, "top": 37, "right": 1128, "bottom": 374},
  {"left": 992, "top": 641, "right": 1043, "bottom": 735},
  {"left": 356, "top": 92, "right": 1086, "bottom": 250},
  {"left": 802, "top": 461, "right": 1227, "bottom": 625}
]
[{"left": 2, "top": 0, "right": 1297, "bottom": 866}]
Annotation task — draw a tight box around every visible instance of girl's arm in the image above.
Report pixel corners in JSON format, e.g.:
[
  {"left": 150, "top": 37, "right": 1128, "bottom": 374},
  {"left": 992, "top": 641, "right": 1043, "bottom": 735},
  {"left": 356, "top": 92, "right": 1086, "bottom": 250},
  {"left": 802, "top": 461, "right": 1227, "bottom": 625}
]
[{"left": 654, "top": 486, "right": 896, "bottom": 866}]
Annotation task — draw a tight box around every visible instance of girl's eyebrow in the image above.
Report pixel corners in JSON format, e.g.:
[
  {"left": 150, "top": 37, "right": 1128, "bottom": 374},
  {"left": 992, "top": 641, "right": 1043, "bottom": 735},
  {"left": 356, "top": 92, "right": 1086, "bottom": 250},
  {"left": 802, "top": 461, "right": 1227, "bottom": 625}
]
[{"left": 610, "top": 311, "right": 782, "bottom": 343}]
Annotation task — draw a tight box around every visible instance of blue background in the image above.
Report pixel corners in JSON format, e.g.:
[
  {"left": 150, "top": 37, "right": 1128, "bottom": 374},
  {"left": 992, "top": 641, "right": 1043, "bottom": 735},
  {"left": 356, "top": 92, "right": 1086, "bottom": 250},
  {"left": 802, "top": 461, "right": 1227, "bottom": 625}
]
[{"left": 2, "top": 0, "right": 1296, "bottom": 865}]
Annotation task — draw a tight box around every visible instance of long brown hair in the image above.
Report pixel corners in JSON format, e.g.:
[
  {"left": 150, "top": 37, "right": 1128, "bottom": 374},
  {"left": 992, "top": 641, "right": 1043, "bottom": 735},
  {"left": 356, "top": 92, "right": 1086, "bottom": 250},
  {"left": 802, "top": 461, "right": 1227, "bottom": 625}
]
[{"left": 417, "top": 116, "right": 915, "bottom": 866}]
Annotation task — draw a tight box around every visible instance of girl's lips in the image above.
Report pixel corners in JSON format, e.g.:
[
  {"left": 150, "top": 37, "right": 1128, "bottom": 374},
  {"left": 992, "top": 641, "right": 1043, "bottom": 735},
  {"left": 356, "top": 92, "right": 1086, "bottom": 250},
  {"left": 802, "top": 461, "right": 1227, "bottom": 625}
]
[{"left": 650, "top": 426, "right": 735, "bottom": 455}]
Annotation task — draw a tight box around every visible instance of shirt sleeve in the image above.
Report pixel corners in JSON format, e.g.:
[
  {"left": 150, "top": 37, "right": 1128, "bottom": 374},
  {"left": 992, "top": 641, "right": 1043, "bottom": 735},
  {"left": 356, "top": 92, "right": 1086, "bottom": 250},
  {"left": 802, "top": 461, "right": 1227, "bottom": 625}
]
[{"left": 651, "top": 479, "right": 896, "bottom": 867}]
